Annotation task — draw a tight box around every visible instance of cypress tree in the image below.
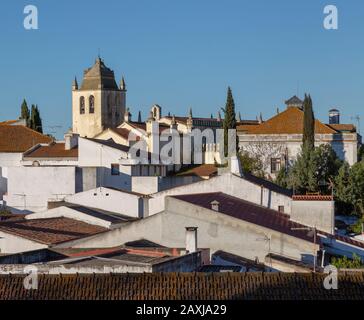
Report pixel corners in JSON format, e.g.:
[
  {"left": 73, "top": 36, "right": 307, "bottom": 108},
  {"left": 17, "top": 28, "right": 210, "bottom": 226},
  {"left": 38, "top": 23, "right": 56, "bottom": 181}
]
[
  {"left": 30, "top": 104, "right": 36, "bottom": 130},
  {"left": 138, "top": 111, "right": 142, "bottom": 123},
  {"left": 222, "top": 87, "right": 237, "bottom": 156},
  {"left": 20, "top": 99, "right": 30, "bottom": 127},
  {"left": 303, "top": 94, "right": 315, "bottom": 150},
  {"left": 34, "top": 105, "right": 43, "bottom": 133}
]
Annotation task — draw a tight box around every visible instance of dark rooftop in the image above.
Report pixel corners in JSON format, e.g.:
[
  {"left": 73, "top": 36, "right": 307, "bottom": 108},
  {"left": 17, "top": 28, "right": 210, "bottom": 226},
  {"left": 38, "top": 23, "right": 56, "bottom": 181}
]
[
  {"left": 1, "top": 272, "right": 364, "bottom": 300},
  {"left": 80, "top": 57, "right": 119, "bottom": 90},
  {"left": 172, "top": 192, "right": 315, "bottom": 242},
  {"left": 0, "top": 217, "right": 108, "bottom": 245},
  {"left": 84, "top": 137, "right": 130, "bottom": 152}
]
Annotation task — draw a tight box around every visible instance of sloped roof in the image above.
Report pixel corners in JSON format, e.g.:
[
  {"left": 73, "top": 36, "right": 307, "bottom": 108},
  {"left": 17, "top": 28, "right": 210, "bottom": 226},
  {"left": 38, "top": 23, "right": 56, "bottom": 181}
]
[
  {"left": 0, "top": 217, "right": 107, "bottom": 245},
  {"left": 0, "top": 125, "right": 52, "bottom": 153},
  {"left": 285, "top": 95, "right": 303, "bottom": 106},
  {"left": 84, "top": 138, "right": 130, "bottom": 152},
  {"left": 237, "top": 107, "right": 337, "bottom": 135},
  {"left": 327, "top": 124, "right": 357, "bottom": 133},
  {"left": 175, "top": 164, "right": 218, "bottom": 178},
  {"left": 80, "top": 57, "right": 118, "bottom": 90},
  {"left": 172, "top": 192, "right": 314, "bottom": 242},
  {"left": 0, "top": 272, "right": 364, "bottom": 300},
  {"left": 24, "top": 142, "right": 78, "bottom": 159}
]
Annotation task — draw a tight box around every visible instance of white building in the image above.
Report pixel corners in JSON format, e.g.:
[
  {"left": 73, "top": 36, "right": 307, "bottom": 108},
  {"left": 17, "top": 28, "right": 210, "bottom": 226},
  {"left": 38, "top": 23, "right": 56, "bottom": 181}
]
[
  {"left": 0, "top": 124, "right": 53, "bottom": 205},
  {"left": 238, "top": 96, "right": 361, "bottom": 179}
]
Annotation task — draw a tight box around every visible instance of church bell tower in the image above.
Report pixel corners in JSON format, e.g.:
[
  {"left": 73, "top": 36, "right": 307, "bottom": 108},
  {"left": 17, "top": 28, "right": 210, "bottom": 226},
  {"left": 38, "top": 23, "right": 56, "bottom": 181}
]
[{"left": 72, "top": 57, "right": 126, "bottom": 138}]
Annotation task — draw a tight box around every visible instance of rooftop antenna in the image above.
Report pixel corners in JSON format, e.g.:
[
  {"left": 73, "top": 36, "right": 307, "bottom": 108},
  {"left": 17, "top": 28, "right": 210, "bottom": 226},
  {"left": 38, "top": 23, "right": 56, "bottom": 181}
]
[{"left": 351, "top": 115, "right": 361, "bottom": 135}]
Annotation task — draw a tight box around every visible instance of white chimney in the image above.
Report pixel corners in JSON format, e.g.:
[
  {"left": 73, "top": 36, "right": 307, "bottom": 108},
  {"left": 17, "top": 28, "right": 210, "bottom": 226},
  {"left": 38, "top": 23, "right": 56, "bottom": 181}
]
[
  {"left": 185, "top": 227, "right": 198, "bottom": 254},
  {"left": 210, "top": 200, "right": 220, "bottom": 212},
  {"left": 230, "top": 155, "right": 242, "bottom": 177},
  {"left": 64, "top": 132, "right": 79, "bottom": 150}
]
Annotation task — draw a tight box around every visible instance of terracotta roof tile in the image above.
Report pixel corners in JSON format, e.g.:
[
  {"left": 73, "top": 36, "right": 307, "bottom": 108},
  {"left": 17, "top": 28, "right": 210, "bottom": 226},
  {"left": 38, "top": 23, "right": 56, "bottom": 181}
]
[
  {"left": 176, "top": 164, "right": 218, "bottom": 178},
  {"left": 327, "top": 124, "right": 357, "bottom": 133},
  {"left": 0, "top": 217, "right": 107, "bottom": 245},
  {"left": 237, "top": 107, "right": 338, "bottom": 135},
  {"left": 24, "top": 142, "right": 78, "bottom": 159},
  {"left": 292, "top": 195, "right": 334, "bottom": 201},
  {"left": 0, "top": 126, "right": 52, "bottom": 153},
  {"left": 0, "top": 272, "right": 363, "bottom": 300}
]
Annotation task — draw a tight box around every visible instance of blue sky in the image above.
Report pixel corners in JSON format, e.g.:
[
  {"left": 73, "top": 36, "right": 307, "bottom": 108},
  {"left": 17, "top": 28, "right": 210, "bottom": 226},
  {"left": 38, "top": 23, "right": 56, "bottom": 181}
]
[{"left": 0, "top": 0, "right": 363, "bottom": 138}]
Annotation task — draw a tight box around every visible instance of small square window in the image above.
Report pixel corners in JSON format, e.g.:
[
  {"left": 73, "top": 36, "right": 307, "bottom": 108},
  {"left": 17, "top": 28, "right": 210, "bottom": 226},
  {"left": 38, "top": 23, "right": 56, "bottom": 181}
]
[
  {"left": 111, "top": 164, "right": 120, "bottom": 176},
  {"left": 278, "top": 206, "right": 285, "bottom": 213},
  {"left": 271, "top": 158, "right": 282, "bottom": 173}
]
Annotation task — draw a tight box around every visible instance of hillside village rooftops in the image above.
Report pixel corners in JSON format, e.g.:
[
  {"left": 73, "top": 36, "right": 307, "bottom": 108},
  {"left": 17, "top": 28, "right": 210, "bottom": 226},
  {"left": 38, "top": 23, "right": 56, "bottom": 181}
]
[
  {"left": 237, "top": 107, "right": 339, "bottom": 135},
  {"left": 171, "top": 192, "right": 315, "bottom": 242},
  {"left": 0, "top": 125, "right": 52, "bottom": 153},
  {"left": 23, "top": 142, "right": 78, "bottom": 159},
  {"left": 0, "top": 217, "right": 108, "bottom": 245}
]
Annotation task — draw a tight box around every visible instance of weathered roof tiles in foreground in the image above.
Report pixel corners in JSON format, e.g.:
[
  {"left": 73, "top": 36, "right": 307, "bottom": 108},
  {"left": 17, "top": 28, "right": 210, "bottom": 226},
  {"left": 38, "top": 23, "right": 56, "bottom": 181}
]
[{"left": 0, "top": 272, "right": 363, "bottom": 300}]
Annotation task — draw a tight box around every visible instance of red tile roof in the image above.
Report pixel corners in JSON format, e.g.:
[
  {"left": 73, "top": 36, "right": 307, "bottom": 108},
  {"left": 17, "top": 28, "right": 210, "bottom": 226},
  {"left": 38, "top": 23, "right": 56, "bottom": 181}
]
[
  {"left": 176, "top": 164, "right": 218, "bottom": 178},
  {"left": 327, "top": 124, "right": 357, "bottom": 133},
  {"left": 292, "top": 195, "right": 334, "bottom": 201},
  {"left": 0, "top": 120, "right": 20, "bottom": 126},
  {"left": 0, "top": 272, "right": 363, "bottom": 300},
  {"left": 0, "top": 217, "right": 107, "bottom": 245},
  {"left": 172, "top": 192, "right": 315, "bottom": 242},
  {"left": 237, "top": 107, "right": 338, "bottom": 135},
  {"left": 24, "top": 142, "right": 78, "bottom": 159},
  {"left": 0, "top": 125, "right": 52, "bottom": 153}
]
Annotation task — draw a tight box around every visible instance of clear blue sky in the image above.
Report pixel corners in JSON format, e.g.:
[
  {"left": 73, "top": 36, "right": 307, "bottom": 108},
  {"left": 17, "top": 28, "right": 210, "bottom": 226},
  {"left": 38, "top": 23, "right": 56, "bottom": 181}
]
[{"left": 0, "top": 0, "right": 363, "bottom": 138}]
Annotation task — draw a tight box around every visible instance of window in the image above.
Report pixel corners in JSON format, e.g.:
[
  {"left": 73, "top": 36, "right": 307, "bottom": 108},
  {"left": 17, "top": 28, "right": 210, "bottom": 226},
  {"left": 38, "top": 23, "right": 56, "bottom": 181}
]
[
  {"left": 271, "top": 158, "right": 281, "bottom": 173},
  {"left": 80, "top": 96, "right": 85, "bottom": 114},
  {"left": 278, "top": 206, "right": 285, "bottom": 213},
  {"left": 111, "top": 164, "right": 120, "bottom": 176},
  {"left": 89, "top": 95, "right": 95, "bottom": 114}
]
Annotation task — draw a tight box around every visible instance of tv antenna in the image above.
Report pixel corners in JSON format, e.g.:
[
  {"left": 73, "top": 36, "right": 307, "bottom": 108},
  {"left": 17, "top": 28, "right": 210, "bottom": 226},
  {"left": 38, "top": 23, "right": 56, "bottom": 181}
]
[{"left": 350, "top": 115, "right": 361, "bottom": 135}]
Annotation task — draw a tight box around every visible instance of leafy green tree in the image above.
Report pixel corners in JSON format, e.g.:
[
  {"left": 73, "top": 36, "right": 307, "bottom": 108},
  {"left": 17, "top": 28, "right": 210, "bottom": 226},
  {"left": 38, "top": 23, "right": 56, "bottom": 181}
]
[
  {"left": 287, "top": 144, "right": 341, "bottom": 194},
  {"left": 302, "top": 94, "right": 315, "bottom": 150},
  {"left": 20, "top": 99, "right": 30, "bottom": 126},
  {"left": 335, "top": 161, "right": 364, "bottom": 217},
  {"left": 275, "top": 167, "right": 288, "bottom": 188},
  {"left": 335, "top": 162, "right": 354, "bottom": 215},
  {"left": 221, "top": 87, "right": 237, "bottom": 156},
  {"left": 331, "top": 254, "right": 364, "bottom": 269},
  {"left": 239, "top": 151, "right": 264, "bottom": 177}
]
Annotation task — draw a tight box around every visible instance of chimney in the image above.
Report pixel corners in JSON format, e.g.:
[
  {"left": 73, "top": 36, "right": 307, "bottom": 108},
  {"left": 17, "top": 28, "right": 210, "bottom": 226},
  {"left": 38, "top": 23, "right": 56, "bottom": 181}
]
[
  {"left": 230, "top": 155, "right": 242, "bottom": 177},
  {"left": 64, "top": 132, "right": 78, "bottom": 150},
  {"left": 329, "top": 108, "right": 340, "bottom": 124},
  {"left": 185, "top": 227, "right": 198, "bottom": 253},
  {"left": 210, "top": 200, "right": 220, "bottom": 212}
]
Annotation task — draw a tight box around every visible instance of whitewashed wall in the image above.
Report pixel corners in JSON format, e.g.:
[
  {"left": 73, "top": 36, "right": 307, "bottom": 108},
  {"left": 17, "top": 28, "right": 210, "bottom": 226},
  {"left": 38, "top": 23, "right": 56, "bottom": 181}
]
[
  {"left": 65, "top": 187, "right": 144, "bottom": 218},
  {"left": 4, "top": 166, "right": 77, "bottom": 213}
]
